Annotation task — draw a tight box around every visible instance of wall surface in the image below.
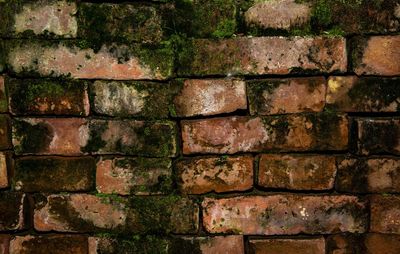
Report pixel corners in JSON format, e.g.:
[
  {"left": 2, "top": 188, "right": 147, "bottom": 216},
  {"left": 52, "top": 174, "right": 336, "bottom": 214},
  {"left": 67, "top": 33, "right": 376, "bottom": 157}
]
[{"left": 0, "top": 0, "right": 400, "bottom": 253}]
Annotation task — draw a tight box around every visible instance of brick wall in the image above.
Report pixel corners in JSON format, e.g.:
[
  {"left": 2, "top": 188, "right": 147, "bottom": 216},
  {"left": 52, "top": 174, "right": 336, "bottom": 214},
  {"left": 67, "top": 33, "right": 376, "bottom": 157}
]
[{"left": 0, "top": 0, "right": 400, "bottom": 253}]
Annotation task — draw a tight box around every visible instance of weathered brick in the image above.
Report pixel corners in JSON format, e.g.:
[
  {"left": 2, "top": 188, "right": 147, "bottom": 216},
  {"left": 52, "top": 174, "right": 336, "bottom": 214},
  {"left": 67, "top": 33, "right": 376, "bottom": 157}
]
[
  {"left": 249, "top": 237, "right": 325, "bottom": 254},
  {"left": 173, "top": 79, "right": 247, "bottom": 117},
  {"left": 356, "top": 118, "right": 400, "bottom": 155},
  {"left": 83, "top": 120, "right": 177, "bottom": 157},
  {"left": 326, "top": 234, "right": 363, "bottom": 254},
  {"left": 0, "top": 153, "right": 9, "bottom": 189},
  {"left": 78, "top": 3, "right": 163, "bottom": 44},
  {"left": 0, "top": 192, "right": 26, "bottom": 231},
  {"left": 14, "top": 156, "right": 95, "bottom": 192},
  {"left": 244, "top": 0, "right": 312, "bottom": 31},
  {"left": 8, "top": 78, "right": 89, "bottom": 116},
  {"left": 336, "top": 157, "right": 400, "bottom": 193},
  {"left": 0, "top": 235, "right": 9, "bottom": 254},
  {"left": 176, "top": 156, "right": 253, "bottom": 194},
  {"left": 34, "top": 194, "right": 198, "bottom": 234},
  {"left": 0, "top": 76, "right": 7, "bottom": 113},
  {"left": 10, "top": 235, "right": 88, "bottom": 254},
  {"left": 327, "top": 76, "right": 400, "bottom": 112},
  {"left": 202, "top": 195, "right": 367, "bottom": 235},
  {"left": 178, "top": 37, "right": 346, "bottom": 76},
  {"left": 12, "top": 118, "right": 88, "bottom": 155},
  {"left": 364, "top": 233, "right": 400, "bottom": 254},
  {"left": 90, "top": 80, "right": 176, "bottom": 118},
  {"left": 182, "top": 113, "right": 348, "bottom": 154},
  {"left": 0, "top": 115, "right": 11, "bottom": 150},
  {"left": 182, "top": 235, "right": 244, "bottom": 254},
  {"left": 7, "top": 41, "right": 173, "bottom": 80},
  {"left": 247, "top": 77, "right": 326, "bottom": 115},
  {"left": 258, "top": 154, "right": 336, "bottom": 190},
  {"left": 0, "top": 0, "right": 77, "bottom": 38},
  {"left": 96, "top": 157, "right": 172, "bottom": 195},
  {"left": 352, "top": 36, "right": 400, "bottom": 76},
  {"left": 370, "top": 195, "right": 400, "bottom": 234}
]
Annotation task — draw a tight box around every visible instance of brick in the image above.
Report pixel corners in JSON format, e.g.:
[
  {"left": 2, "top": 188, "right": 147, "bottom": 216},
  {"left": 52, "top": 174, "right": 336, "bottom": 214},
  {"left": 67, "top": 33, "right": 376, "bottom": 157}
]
[
  {"left": 8, "top": 78, "right": 89, "bottom": 116},
  {"left": 173, "top": 79, "right": 247, "bottom": 117},
  {"left": 249, "top": 237, "right": 325, "bottom": 254},
  {"left": 352, "top": 36, "right": 400, "bottom": 76},
  {"left": 14, "top": 156, "right": 95, "bottom": 192},
  {"left": 10, "top": 235, "right": 88, "bottom": 254},
  {"left": 0, "top": 153, "right": 9, "bottom": 189},
  {"left": 182, "top": 113, "right": 348, "bottom": 154},
  {"left": 78, "top": 3, "right": 163, "bottom": 44},
  {"left": 90, "top": 80, "right": 176, "bottom": 118},
  {"left": 96, "top": 157, "right": 172, "bottom": 195},
  {"left": 83, "top": 120, "right": 177, "bottom": 157},
  {"left": 178, "top": 37, "right": 347, "bottom": 76},
  {"left": 7, "top": 41, "right": 173, "bottom": 80},
  {"left": 244, "top": 0, "right": 311, "bottom": 31},
  {"left": 356, "top": 118, "right": 400, "bottom": 155},
  {"left": 0, "top": 192, "right": 26, "bottom": 231},
  {"left": 0, "top": 115, "right": 11, "bottom": 150},
  {"left": 34, "top": 194, "right": 198, "bottom": 234},
  {"left": 326, "top": 76, "right": 400, "bottom": 112},
  {"left": 176, "top": 156, "right": 253, "bottom": 194},
  {"left": 326, "top": 234, "right": 363, "bottom": 254},
  {"left": 202, "top": 195, "right": 367, "bottom": 235},
  {"left": 182, "top": 235, "right": 244, "bottom": 254},
  {"left": 258, "top": 154, "right": 336, "bottom": 191},
  {"left": 12, "top": 118, "right": 88, "bottom": 155},
  {"left": 370, "top": 195, "right": 400, "bottom": 234},
  {"left": 364, "top": 233, "right": 400, "bottom": 254},
  {"left": 0, "top": 76, "right": 7, "bottom": 113},
  {"left": 0, "top": 0, "right": 77, "bottom": 38},
  {"left": 247, "top": 77, "right": 326, "bottom": 115},
  {"left": 0, "top": 235, "right": 9, "bottom": 254},
  {"left": 336, "top": 157, "right": 400, "bottom": 193}
]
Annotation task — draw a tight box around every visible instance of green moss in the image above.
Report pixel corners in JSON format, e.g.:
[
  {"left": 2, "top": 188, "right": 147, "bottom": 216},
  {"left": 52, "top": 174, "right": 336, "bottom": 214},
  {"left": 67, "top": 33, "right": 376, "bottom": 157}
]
[
  {"left": 13, "top": 119, "right": 53, "bottom": 154},
  {"left": 212, "top": 19, "right": 236, "bottom": 38}
]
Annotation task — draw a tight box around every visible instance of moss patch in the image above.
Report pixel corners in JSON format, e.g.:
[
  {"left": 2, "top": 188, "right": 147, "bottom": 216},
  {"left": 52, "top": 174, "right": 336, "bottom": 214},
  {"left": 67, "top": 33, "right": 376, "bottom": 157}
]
[{"left": 13, "top": 119, "right": 54, "bottom": 154}]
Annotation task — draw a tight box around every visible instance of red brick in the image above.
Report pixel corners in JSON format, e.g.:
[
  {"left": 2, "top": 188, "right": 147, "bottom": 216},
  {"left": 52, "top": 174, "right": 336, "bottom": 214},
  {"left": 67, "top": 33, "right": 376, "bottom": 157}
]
[
  {"left": 258, "top": 154, "right": 336, "bottom": 190},
  {"left": 364, "top": 233, "right": 400, "bottom": 254},
  {"left": 353, "top": 36, "right": 400, "bottom": 76},
  {"left": 8, "top": 79, "right": 89, "bottom": 116},
  {"left": 326, "top": 234, "right": 362, "bottom": 254},
  {"left": 10, "top": 235, "right": 88, "bottom": 254},
  {"left": 336, "top": 157, "right": 400, "bottom": 193},
  {"left": 182, "top": 114, "right": 348, "bottom": 154},
  {"left": 183, "top": 235, "right": 244, "bottom": 254},
  {"left": 202, "top": 195, "right": 367, "bottom": 235},
  {"left": 0, "top": 153, "right": 8, "bottom": 189},
  {"left": 249, "top": 237, "right": 325, "bottom": 254},
  {"left": 326, "top": 76, "right": 400, "bottom": 112},
  {"left": 0, "top": 192, "right": 26, "bottom": 231},
  {"left": 14, "top": 156, "right": 95, "bottom": 192},
  {"left": 356, "top": 118, "right": 400, "bottom": 155},
  {"left": 7, "top": 41, "right": 173, "bottom": 80},
  {"left": 173, "top": 79, "right": 247, "bottom": 117},
  {"left": 247, "top": 77, "right": 326, "bottom": 115},
  {"left": 12, "top": 118, "right": 88, "bottom": 155},
  {"left": 245, "top": 0, "right": 311, "bottom": 30},
  {"left": 370, "top": 195, "right": 400, "bottom": 234},
  {"left": 0, "top": 115, "right": 11, "bottom": 150},
  {"left": 96, "top": 157, "right": 172, "bottom": 195},
  {"left": 0, "top": 235, "right": 9, "bottom": 254},
  {"left": 178, "top": 37, "right": 347, "bottom": 76},
  {"left": 176, "top": 156, "right": 253, "bottom": 194},
  {"left": 0, "top": 76, "right": 6, "bottom": 113}
]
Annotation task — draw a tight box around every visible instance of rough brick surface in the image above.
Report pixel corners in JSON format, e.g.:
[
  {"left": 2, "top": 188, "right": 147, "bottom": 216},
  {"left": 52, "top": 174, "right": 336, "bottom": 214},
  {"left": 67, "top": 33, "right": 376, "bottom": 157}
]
[
  {"left": 370, "top": 195, "right": 400, "bottom": 234},
  {"left": 258, "top": 154, "right": 336, "bottom": 190},
  {"left": 182, "top": 114, "right": 348, "bottom": 154},
  {"left": 173, "top": 79, "right": 247, "bottom": 117},
  {"left": 0, "top": 76, "right": 7, "bottom": 113},
  {"left": 247, "top": 77, "right": 326, "bottom": 115},
  {"left": 176, "top": 156, "right": 253, "bottom": 194},
  {"left": 96, "top": 157, "right": 172, "bottom": 195},
  {"left": 202, "top": 195, "right": 367, "bottom": 235},
  {"left": 0, "top": 192, "right": 26, "bottom": 231},
  {"left": 326, "top": 234, "right": 362, "bottom": 254},
  {"left": 326, "top": 76, "right": 400, "bottom": 112},
  {"left": 178, "top": 37, "right": 347, "bottom": 76},
  {"left": 364, "top": 233, "right": 400, "bottom": 254},
  {"left": 0, "top": 235, "right": 9, "bottom": 254},
  {"left": 0, "top": 115, "right": 11, "bottom": 150},
  {"left": 249, "top": 238, "right": 325, "bottom": 254},
  {"left": 0, "top": 153, "right": 8, "bottom": 189},
  {"left": 336, "top": 157, "right": 400, "bottom": 193},
  {"left": 14, "top": 156, "right": 95, "bottom": 192}
]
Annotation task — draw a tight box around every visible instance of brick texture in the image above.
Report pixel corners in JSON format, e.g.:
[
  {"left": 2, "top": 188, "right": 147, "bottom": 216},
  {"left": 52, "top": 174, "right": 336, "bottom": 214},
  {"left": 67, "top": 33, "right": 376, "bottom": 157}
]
[{"left": 249, "top": 238, "right": 325, "bottom": 254}]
